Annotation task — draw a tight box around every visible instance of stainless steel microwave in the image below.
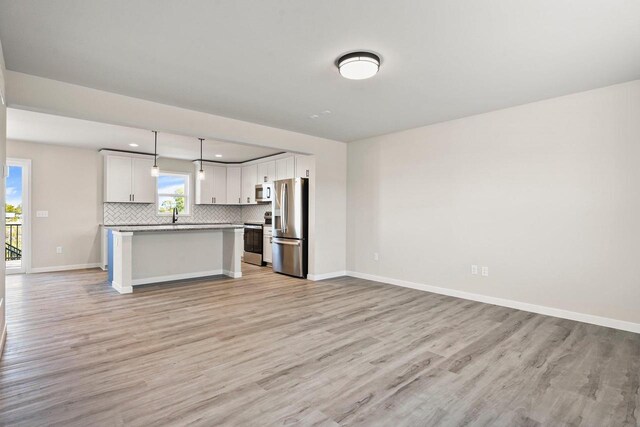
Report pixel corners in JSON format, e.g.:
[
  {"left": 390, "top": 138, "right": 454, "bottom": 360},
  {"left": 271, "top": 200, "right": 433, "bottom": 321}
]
[{"left": 255, "top": 183, "right": 273, "bottom": 203}]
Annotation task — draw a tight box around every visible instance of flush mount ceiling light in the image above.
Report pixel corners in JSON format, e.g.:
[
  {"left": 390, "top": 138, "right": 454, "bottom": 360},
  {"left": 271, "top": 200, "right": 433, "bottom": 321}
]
[
  {"left": 215, "top": 154, "right": 222, "bottom": 158},
  {"left": 198, "top": 138, "right": 206, "bottom": 181},
  {"left": 151, "top": 131, "right": 160, "bottom": 177},
  {"left": 337, "top": 51, "right": 380, "bottom": 80},
  {"left": 129, "top": 143, "right": 139, "bottom": 147}
]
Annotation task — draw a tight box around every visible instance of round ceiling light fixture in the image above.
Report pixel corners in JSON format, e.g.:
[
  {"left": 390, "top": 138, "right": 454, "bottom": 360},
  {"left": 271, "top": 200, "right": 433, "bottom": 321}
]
[{"left": 337, "top": 51, "right": 380, "bottom": 80}]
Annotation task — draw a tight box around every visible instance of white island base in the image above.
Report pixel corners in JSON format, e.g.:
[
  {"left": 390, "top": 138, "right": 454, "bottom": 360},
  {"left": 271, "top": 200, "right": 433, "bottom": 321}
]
[{"left": 108, "top": 225, "right": 244, "bottom": 294}]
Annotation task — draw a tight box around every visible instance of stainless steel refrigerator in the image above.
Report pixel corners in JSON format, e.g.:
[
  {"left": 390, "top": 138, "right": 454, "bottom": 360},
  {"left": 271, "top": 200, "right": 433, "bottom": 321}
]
[{"left": 272, "top": 178, "right": 308, "bottom": 278}]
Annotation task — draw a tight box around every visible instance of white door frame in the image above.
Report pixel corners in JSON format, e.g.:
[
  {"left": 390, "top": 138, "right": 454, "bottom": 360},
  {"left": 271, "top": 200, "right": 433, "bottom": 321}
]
[{"left": 6, "top": 158, "right": 31, "bottom": 274}]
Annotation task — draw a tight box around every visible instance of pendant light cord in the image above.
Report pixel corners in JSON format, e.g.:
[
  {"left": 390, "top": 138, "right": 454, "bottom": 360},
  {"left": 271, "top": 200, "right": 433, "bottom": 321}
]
[
  {"left": 199, "top": 138, "right": 204, "bottom": 171},
  {"left": 153, "top": 131, "right": 158, "bottom": 167}
]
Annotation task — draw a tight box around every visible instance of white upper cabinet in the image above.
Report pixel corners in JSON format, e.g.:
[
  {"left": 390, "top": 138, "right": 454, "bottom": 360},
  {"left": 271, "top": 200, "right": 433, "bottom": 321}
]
[
  {"left": 104, "top": 154, "right": 155, "bottom": 203},
  {"left": 131, "top": 158, "right": 156, "bottom": 203},
  {"left": 295, "top": 155, "right": 313, "bottom": 179},
  {"left": 105, "top": 156, "right": 133, "bottom": 203},
  {"left": 257, "top": 161, "right": 276, "bottom": 183},
  {"left": 105, "top": 153, "right": 300, "bottom": 205},
  {"left": 196, "top": 164, "right": 228, "bottom": 204},
  {"left": 276, "top": 157, "right": 295, "bottom": 181},
  {"left": 195, "top": 164, "right": 214, "bottom": 204},
  {"left": 212, "top": 165, "right": 227, "bottom": 204},
  {"left": 241, "top": 164, "right": 258, "bottom": 204},
  {"left": 226, "top": 167, "right": 242, "bottom": 205}
]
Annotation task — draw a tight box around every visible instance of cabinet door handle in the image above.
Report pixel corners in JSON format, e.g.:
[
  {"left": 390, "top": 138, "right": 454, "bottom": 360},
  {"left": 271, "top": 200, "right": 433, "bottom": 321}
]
[
  {"left": 213, "top": 197, "right": 216, "bottom": 203},
  {"left": 238, "top": 197, "right": 241, "bottom": 204},
  {"left": 129, "top": 194, "right": 132, "bottom": 201},
  {"left": 132, "top": 194, "right": 135, "bottom": 202},
  {"left": 247, "top": 197, "right": 250, "bottom": 203}
]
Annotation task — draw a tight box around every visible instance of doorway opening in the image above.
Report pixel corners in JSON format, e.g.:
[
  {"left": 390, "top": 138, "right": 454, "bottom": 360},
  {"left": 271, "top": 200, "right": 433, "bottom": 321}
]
[{"left": 5, "top": 158, "right": 30, "bottom": 274}]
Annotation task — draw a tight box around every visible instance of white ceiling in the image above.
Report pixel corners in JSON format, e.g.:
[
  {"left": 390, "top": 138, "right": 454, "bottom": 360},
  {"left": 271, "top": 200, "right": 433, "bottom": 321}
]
[
  {"left": 7, "top": 109, "right": 282, "bottom": 162},
  {"left": 0, "top": 1, "right": 639, "bottom": 142}
]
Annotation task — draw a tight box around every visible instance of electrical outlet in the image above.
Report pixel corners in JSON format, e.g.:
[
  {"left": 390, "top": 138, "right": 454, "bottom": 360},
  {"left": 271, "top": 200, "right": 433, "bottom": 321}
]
[
  {"left": 373, "top": 252, "right": 379, "bottom": 261},
  {"left": 36, "top": 210, "right": 49, "bottom": 218},
  {"left": 56, "top": 246, "right": 63, "bottom": 254},
  {"left": 481, "top": 266, "right": 489, "bottom": 277},
  {"left": 471, "top": 265, "right": 478, "bottom": 275}
]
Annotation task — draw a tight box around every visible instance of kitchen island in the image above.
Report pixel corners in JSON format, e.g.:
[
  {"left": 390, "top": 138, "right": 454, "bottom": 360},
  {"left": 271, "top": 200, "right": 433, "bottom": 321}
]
[{"left": 106, "top": 224, "right": 244, "bottom": 294}]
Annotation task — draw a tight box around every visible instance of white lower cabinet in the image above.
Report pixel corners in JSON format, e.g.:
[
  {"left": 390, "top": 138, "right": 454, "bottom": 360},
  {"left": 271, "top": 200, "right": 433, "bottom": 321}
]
[{"left": 263, "top": 228, "right": 273, "bottom": 263}]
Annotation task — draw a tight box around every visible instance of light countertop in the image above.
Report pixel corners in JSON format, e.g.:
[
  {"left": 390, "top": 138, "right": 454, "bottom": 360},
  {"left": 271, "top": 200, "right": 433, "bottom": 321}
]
[{"left": 105, "top": 223, "right": 244, "bottom": 232}]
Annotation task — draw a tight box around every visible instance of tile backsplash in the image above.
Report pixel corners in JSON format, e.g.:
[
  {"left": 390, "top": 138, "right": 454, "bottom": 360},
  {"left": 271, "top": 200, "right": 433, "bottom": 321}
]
[
  {"left": 104, "top": 202, "right": 272, "bottom": 225},
  {"left": 241, "top": 203, "right": 272, "bottom": 223},
  {"left": 104, "top": 203, "right": 242, "bottom": 225}
]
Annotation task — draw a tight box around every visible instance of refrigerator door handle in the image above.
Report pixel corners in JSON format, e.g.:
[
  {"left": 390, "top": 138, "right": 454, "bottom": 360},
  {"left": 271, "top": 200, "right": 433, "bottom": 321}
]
[
  {"left": 273, "top": 238, "right": 301, "bottom": 246},
  {"left": 282, "top": 182, "right": 288, "bottom": 234},
  {"left": 276, "top": 185, "right": 284, "bottom": 233}
]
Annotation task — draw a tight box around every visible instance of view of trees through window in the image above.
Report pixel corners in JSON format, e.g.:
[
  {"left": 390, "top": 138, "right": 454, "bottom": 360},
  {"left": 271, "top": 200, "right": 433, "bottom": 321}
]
[{"left": 157, "top": 173, "right": 189, "bottom": 215}]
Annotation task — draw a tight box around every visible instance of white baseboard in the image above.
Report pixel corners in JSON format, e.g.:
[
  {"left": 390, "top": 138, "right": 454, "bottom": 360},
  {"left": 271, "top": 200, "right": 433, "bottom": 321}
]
[
  {"left": 223, "top": 270, "right": 242, "bottom": 278},
  {"left": 307, "top": 271, "right": 347, "bottom": 281},
  {"left": 112, "top": 281, "right": 133, "bottom": 294},
  {"left": 132, "top": 269, "right": 224, "bottom": 286},
  {"left": 346, "top": 271, "right": 640, "bottom": 334},
  {"left": 30, "top": 263, "right": 102, "bottom": 273}
]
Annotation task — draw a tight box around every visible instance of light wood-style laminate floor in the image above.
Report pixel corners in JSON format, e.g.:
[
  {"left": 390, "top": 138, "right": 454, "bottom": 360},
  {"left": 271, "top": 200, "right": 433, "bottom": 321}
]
[{"left": 1, "top": 265, "right": 639, "bottom": 426}]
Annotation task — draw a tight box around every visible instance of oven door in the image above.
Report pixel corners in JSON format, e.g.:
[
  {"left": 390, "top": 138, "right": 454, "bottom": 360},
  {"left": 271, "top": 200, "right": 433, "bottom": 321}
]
[{"left": 243, "top": 225, "right": 264, "bottom": 265}]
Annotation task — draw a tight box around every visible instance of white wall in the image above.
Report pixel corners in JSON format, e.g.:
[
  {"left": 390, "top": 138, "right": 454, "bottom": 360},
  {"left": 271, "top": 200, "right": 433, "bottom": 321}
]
[
  {"left": 348, "top": 80, "right": 640, "bottom": 328},
  {"left": 7, "top": 140, "right": 103, "bottom": 270},
  {"left": 6, "top": 71, "right": 347, "bottom": 278}
]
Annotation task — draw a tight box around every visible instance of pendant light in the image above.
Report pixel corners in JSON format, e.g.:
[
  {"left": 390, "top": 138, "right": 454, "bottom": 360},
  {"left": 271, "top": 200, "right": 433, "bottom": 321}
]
[
  {"left": 197, "top": 138, "right": 205, "bottom": 181},
  {"left": 150, "top": 131, "right": 160, "bottom": 177}
]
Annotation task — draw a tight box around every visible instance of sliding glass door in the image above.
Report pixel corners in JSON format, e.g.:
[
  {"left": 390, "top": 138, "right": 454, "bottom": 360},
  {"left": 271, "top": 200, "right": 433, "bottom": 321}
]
[{"left": 5, "top": 159, "right": 30, "bottom": 274}]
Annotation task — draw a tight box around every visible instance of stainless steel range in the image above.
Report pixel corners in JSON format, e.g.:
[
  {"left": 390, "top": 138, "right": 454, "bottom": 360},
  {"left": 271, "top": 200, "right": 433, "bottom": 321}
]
[{"left": 243, "top": 223, "right": 264, "bottom": 266}]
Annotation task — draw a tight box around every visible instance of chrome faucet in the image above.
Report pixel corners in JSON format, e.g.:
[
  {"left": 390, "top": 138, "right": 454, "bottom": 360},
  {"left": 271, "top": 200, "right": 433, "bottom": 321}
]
[{"left": 172, "top": 207, "right": 179, "bottom": 223}]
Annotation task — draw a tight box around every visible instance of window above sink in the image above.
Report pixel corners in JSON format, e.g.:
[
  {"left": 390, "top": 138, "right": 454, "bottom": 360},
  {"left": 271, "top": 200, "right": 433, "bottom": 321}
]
[{"left": 157, "top": 172, "right": 190, "bottom": 216}]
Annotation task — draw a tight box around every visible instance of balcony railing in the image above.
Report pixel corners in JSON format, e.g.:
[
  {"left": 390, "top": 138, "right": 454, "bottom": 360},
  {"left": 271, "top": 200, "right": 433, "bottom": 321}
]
[{"left": 6, "top": 222, "right": 22, "bottom": 261}]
